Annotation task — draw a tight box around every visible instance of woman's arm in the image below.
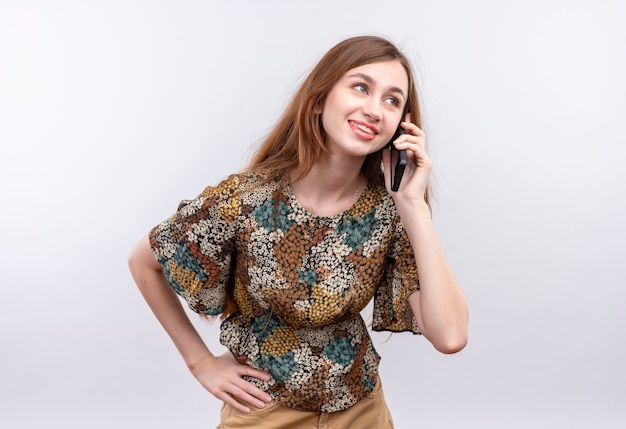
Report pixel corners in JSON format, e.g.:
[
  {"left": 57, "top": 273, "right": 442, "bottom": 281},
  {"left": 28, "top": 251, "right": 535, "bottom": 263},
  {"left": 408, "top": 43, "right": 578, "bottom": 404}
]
[
  {"left": 400, "top": 203, "right": 468, "bottom": 354},
  {"left": 128, "top": 235, "right": 272, "bottom": 412},
  {"left": 385, "top": 121, "right": 469, "bottom": 353}
]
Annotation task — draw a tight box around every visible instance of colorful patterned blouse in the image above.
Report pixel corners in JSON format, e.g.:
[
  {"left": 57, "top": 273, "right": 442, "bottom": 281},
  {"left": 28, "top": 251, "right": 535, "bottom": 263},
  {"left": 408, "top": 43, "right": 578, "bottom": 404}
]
[{"left": 149, "top": 171, "right": 421, "bottom": 412}]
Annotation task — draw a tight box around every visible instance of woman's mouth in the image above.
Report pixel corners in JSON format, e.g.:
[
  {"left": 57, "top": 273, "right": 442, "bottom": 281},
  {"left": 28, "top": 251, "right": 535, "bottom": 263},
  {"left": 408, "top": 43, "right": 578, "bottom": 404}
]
[{"left": 349, "top": 120, "right": 379, "bottom": 136}]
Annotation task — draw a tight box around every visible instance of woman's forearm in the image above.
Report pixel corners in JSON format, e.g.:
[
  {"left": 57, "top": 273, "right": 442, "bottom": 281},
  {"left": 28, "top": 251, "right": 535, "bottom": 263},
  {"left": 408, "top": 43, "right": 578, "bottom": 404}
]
[
  {"left": 128, "top": 235, "right": 213, "bottom": 370},
  {"left": 400, "top": 202, "right": 469, "bottom": 354}
]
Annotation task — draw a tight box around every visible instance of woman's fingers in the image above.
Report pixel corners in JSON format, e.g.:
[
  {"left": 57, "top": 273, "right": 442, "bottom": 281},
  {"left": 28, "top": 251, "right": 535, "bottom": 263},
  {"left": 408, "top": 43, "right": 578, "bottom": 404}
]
[
  {"left": 395, "top": 123, "right": 430, "bottom": 168},
  {"left": 192, "top": 352, "right": 273, "bottom": 413},
  {"left": 218, "top": 385, "right": 265, "bottom": 413},
  {"left": 231, "top": 382, "right": 273, "bottom": 410},
  {"left": 385, "top": 122, "right": 431, "bottom": 198},
  {"left": 395, "top": 122, "right": 425, "bottom": 149},
  {"left": 223, "top": 369, "right": 273, "bottom": 412}
]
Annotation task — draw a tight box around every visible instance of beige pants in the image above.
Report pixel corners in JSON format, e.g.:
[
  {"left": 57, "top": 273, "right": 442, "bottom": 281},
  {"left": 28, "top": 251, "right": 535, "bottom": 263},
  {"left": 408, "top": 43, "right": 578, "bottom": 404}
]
[{"left": 217, "top": 378, "right": 394, "bottom": 429}]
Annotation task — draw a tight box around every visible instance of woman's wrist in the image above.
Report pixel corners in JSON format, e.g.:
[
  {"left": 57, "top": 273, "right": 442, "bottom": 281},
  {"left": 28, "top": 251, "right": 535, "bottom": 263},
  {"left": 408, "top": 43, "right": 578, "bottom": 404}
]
[
  {"left": 396, "top": 198, "right": 431, "bottom": 220},
  {"left": 187, "top": 351, "right": 216, "bottom": 374}
]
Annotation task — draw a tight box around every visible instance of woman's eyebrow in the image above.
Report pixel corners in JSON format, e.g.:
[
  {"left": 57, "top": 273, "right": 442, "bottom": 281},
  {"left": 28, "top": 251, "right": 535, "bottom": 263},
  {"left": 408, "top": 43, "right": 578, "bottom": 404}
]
[{"left": 347, "top": 72, "right": 405, "bottom": 98}]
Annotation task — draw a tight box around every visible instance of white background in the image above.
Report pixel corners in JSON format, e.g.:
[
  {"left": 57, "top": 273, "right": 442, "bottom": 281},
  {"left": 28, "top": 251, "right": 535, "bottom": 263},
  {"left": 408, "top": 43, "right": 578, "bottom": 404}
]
[{"left": 1, "top": 1, "right": 625, "bottom": 428}]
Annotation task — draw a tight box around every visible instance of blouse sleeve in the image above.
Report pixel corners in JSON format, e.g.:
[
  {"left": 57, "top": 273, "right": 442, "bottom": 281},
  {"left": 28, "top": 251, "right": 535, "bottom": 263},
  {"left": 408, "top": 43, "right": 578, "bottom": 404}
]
[
  {"left": 148, "top": 176, "right": 240, "bottom": 316},
  {"left": 372, "top": 216, "right": 421, "bottom": 334}
]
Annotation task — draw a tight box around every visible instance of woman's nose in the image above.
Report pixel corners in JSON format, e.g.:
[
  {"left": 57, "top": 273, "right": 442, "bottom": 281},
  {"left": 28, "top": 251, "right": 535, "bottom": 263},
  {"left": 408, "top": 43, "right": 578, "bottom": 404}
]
[{"left": 362, "top": 99, "right": 382, "bottom": 122}]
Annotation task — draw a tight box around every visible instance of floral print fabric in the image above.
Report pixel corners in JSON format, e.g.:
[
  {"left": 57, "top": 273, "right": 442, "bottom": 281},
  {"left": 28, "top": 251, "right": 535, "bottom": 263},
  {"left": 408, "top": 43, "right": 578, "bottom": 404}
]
[{"left": 149, "top": 171, "right": 420, "bottom": 412}]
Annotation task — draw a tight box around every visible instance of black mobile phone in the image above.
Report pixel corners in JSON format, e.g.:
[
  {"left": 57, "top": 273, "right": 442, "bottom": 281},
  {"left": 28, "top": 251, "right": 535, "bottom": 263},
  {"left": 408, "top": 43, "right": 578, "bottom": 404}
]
[{"left": 387, "top": 123, "right": 407, "bottom": 192}]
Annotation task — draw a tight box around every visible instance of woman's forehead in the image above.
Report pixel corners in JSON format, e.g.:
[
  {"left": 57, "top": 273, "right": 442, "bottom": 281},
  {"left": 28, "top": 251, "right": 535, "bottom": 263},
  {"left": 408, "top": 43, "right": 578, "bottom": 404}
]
[{"left": 341, "top": 60, "right": 409, "bottom": 91}]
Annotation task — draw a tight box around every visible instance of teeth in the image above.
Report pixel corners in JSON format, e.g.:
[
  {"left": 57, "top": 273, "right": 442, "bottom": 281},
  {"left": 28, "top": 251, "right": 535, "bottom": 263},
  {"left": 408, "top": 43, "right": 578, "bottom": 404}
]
[{"left": 350, "top": 121, "right": 375, "bottom": 135}]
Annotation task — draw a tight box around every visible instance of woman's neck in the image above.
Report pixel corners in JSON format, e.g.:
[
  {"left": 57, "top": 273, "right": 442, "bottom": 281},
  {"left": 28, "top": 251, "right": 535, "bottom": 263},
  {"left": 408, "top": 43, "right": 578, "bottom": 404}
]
[{"left": 290, "top": 156, "right": 367, "bottom": 216}]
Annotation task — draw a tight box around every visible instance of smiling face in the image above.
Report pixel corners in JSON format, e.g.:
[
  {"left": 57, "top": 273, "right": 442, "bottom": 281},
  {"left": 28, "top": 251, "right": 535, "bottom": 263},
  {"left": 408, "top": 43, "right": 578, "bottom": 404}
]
[{"left": 320, "top": 60, "right": 409, "bottom": 159}]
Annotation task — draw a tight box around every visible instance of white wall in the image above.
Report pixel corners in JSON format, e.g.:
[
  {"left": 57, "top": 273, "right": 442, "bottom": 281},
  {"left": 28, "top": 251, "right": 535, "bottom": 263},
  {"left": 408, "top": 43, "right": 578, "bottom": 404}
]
[{"left": 1, "top": 1, "right": 624, "bottom": 428}]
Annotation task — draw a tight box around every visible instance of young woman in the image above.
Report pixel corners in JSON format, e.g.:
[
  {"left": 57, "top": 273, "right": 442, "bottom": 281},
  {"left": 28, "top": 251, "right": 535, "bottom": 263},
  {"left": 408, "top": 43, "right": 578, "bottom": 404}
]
[{"left": 128, "top": 35, "right": 468, "bottom": 428}]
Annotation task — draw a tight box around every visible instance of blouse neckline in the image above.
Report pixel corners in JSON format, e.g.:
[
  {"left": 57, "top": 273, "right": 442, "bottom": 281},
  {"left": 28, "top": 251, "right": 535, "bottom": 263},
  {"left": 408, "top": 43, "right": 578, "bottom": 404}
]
[{"left": 284, "top": 180, "right": 371, "bottom": 221}]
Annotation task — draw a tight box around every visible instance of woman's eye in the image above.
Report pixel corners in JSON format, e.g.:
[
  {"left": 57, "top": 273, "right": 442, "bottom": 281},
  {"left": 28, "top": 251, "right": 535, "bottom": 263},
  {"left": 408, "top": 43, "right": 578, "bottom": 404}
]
[
  {"left": 384, "top": 96, "right": 399, "bottom": 106},
  {"left": 354, "top": 84, "right": 367, "bottom": 93}
]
